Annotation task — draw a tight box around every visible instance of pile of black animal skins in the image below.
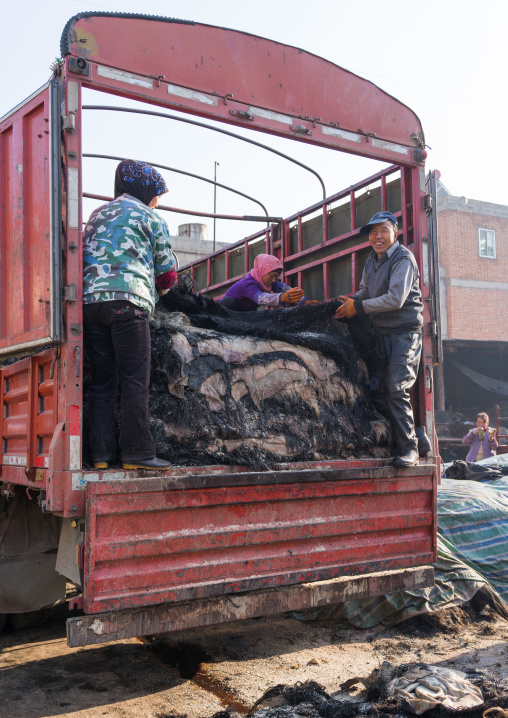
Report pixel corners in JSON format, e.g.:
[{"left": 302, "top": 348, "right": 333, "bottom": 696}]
[{"left": 143, "top": 286, "right": 390, "bottom": 468}]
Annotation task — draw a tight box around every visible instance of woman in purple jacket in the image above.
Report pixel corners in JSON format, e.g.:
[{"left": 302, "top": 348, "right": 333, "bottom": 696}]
[
  {"left": 220, "top": 254, "right": 307, "bottom": 312},
  {"left": 462, "top": 412, "right": 498, "bottom": 462}
]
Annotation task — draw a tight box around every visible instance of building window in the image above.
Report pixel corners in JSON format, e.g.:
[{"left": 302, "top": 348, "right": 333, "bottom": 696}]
[{"left": 478, "top": 228, "right": 496, "bottom": 258}]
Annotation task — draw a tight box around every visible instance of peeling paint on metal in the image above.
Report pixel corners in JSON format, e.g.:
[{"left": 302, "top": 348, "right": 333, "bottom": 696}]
[
  {"left": 322, "top": 126, "right": 362, "bottom": 143},
  {"left": 90, "top": 618, "right": 104, "bottom": 635},
  {"left": 167, "top": 84, "right": 218, "bottom": 105},
  {"left": 4, "top": 455, "right": 27, "bottom": 466},
  {"left": 249, "top": 106, "right": 293, "bottom": 125},
  {"left": 371, "top": 138, "right": 409, "bottom": 155},
  {"left": 97, "top": 65, "right": 153, "bottom": 89},
  {"left": 72, "top": 471, "right": 128, "bottom": 490},
  {"left": 69, "top": 436, "right": 81, "bottom": 470}
]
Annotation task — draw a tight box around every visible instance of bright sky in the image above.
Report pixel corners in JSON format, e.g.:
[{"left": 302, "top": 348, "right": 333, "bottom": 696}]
[{"left": 2, "top": 0, "right": 507, "bottom": 243}]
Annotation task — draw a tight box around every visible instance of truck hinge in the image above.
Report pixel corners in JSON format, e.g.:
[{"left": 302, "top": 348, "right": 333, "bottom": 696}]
[
  {"left": 62, "top": 111, "right": 76, "bottom": 134},
  {"left": 76, "top": 542, "right": 85, "bottom": 569},
  {"left": 424, "top": 194, "right": 433, "bottom": 211},
  {"left": 64, "top": 284, "right": 77, "bottom": 304},
  {"left": 428, "top": 321, "right": 437, "bottom": 337}
]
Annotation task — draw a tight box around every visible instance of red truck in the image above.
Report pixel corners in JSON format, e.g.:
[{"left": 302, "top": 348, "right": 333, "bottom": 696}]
[{"left": 0, "top": 13, "right": 440, "bottom": 646}]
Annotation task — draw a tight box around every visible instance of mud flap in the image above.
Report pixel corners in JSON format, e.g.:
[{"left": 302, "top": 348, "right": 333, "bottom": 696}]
[{"left": 0, "top": 487, "right": 65, "bottom": 612}]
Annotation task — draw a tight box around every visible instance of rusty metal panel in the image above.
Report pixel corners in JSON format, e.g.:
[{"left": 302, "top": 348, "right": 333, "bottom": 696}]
[
  {"left": 68, "top": 564, "right": 434, "bottom": 647},
  {"left": 0, "top": 85, "right": 56, "bottom": 354},
  {"left": 0, "top": 358, "right": 31, "bottom": 467},
  {"left": 83, "top": 464, "right": 436, "bottom": 614},
  {"left": 0, "top": 348, "right": 58, "bottom": 469}
]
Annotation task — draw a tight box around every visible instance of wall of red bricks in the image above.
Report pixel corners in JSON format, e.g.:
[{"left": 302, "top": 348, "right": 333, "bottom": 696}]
[{"left": 437, "top": 203, "right": 508, "bottom": 341}]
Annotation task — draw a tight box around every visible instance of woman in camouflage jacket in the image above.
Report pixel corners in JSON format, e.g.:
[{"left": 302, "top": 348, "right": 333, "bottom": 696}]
[{"left": 83, "top": 160, "right": 176, "bottom": 470}]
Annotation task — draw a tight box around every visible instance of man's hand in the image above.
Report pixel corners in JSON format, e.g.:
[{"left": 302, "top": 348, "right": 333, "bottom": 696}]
[
  {"left": 335, "top": 297, "right": 357, "bottom": 319},
  {"left": 280, "top": 287, "right": 305, "bottom": 304}
]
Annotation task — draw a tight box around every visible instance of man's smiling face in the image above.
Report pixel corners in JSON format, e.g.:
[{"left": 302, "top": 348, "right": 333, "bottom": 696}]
[{"left": 369, "top": 220, "right": 397, "bottom": 257}]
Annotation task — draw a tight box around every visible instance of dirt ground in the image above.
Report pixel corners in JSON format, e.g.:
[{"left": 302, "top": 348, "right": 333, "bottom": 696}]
[{"left": 1, "top": 597, "right": 507, "bottom": 718}]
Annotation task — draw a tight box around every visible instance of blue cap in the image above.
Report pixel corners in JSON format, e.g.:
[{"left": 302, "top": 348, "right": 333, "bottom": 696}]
[{"left": 360, "top": 211, "right": 398, "bottom": 234}]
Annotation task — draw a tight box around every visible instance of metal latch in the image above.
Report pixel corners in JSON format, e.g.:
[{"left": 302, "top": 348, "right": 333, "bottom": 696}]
[
  {"left": 424, "top": 194, "right": 433, "bottom": 210},
  {"left": 229, "top": 109, "right": 254, "bottom": 120},
  {"left": 62, "top": 111, "right": 76, "bottom": 134},
  {"left": 290, "top": 124, "right": 312, "bottom": 136},
  {"left": 64, "top": 284, "right": 77, "bottom": 304}
]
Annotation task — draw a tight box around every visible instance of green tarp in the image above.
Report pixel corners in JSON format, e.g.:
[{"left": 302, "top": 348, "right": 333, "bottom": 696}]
[{"left": 295, "top": 456, "right": 508, "bottom": 627}]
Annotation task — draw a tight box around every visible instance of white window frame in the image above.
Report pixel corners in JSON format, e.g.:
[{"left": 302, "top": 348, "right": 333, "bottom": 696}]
[{"left": 478, "top": 227, "right": 496, "bottom": 259}]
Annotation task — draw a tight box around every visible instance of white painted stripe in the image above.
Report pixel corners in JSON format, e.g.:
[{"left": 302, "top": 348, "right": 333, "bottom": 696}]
[
  {"left": 44, "top": 457, "right": 49, "bottom": 468},
  {"left": 249, "top": 106, "right": 293, "bottom": 125},
  {"left": 72, "top": 473, "right": 89, "bottom": 490},
  {"left": 167, "top": 84, "right": 218, "bottom": 106},
  {"left": 69, "top": 436, "right": 81, "bottom": 470},
  {"left": 68, "top": 167, "right": 79, "bottom": 229},
  {"left": 71, "top": 471, "right": 128, "bottom": 490},
  {"left": 450, "top": 278, "right": 508, "bottom": 291},
  {"left": 371, "top": 138, "right": 409, "bottom": 155},
  {"left": 97, "top": 65, "right": 153, "bottom": 89},
  {"left": 5, "top": 455, "right": 27, "bottom": 466},
  {"left": 67, "top": 80, "right": 79, "bottom": 113},
  {"left": 322, "top": 126, "right": 362, "bottom": 143}
]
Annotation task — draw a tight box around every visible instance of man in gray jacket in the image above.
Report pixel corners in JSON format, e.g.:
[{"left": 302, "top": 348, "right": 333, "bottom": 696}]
[{"left": 336, "top": 211, "right": 423, "bottom": 467}]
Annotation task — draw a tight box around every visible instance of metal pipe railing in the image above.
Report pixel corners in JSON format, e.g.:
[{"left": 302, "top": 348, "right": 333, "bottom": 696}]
[{"left": 82, "top": 105, "right": 327, "bottom": 199}]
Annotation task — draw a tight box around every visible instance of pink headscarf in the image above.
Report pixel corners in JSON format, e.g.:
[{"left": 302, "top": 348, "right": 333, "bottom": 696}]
[{"left": 249, "top": 254, "right": 283, "bottom": 292}]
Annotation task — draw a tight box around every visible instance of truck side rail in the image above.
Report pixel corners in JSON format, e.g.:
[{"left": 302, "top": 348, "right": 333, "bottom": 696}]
[{"left": 178, "top": 164, "right": 405, "bottom": 301}]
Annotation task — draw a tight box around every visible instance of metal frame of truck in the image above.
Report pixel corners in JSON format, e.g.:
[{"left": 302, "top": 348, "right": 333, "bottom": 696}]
[{"left": 0, "top": 13, "right": 439, "bottom": 647}]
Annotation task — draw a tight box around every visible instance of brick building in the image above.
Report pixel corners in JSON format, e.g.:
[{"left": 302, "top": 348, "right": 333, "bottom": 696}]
[{"left": 434, "top": 182, "right": 508, "bottom": 446}]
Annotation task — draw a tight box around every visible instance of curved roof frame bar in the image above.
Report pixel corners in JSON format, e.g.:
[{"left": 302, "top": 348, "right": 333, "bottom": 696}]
[
  {"left": 82, "top": 105, "right": 327, "bottom": 200},
  {"left": 82, "top": 153, "right": 270, "bottom": 219},
  {"left": 82, "top": 192, "right": 282, "bottom": 223}
]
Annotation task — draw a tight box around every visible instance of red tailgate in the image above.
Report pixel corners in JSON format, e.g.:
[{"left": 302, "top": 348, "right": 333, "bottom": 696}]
[{"left": 83, "top": 463, "right": 437, "bottom": 614}]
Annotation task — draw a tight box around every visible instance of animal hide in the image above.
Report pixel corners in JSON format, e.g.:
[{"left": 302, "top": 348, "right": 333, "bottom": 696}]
[{"left": 144, "top": 287, "right": 391, "bottom": 467}]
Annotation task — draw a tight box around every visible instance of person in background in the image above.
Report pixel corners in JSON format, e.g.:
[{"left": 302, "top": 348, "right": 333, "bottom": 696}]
[
  {"left": 335, "top": 211, "right": 424, "bottom": 467},
  {"left": 462, "top": 412, "right": 498, "bottom": 462},
  {"left": 83, "top": 159, "right": 176, "bottom": 471},
  {"left": 219, "top": 254, "right": 313, "bottom": 311}
]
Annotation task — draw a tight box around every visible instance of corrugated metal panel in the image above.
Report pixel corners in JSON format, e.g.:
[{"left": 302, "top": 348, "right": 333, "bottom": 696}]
[
  {"left": 83, "top": 464, "right": 436, "bottom": 613},
  {"left": 0, "top": 348, "right": 58, "bottom": 468},
  {"left": 0, "top": 85, "right": 54, "bottom": 353}
]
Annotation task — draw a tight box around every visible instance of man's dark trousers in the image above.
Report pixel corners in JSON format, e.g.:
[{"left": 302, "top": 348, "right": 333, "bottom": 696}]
[
  {"left": 369, "top": 332, "right": 422, "bottom": 456},
  {"left": 83, "top": 300, "right": 155, "bottom": 463}
]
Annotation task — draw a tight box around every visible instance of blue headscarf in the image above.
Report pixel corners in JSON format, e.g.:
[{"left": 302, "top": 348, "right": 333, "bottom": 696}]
[{"left": 114, "top": 160, "right": 168, "bottom": 207}]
